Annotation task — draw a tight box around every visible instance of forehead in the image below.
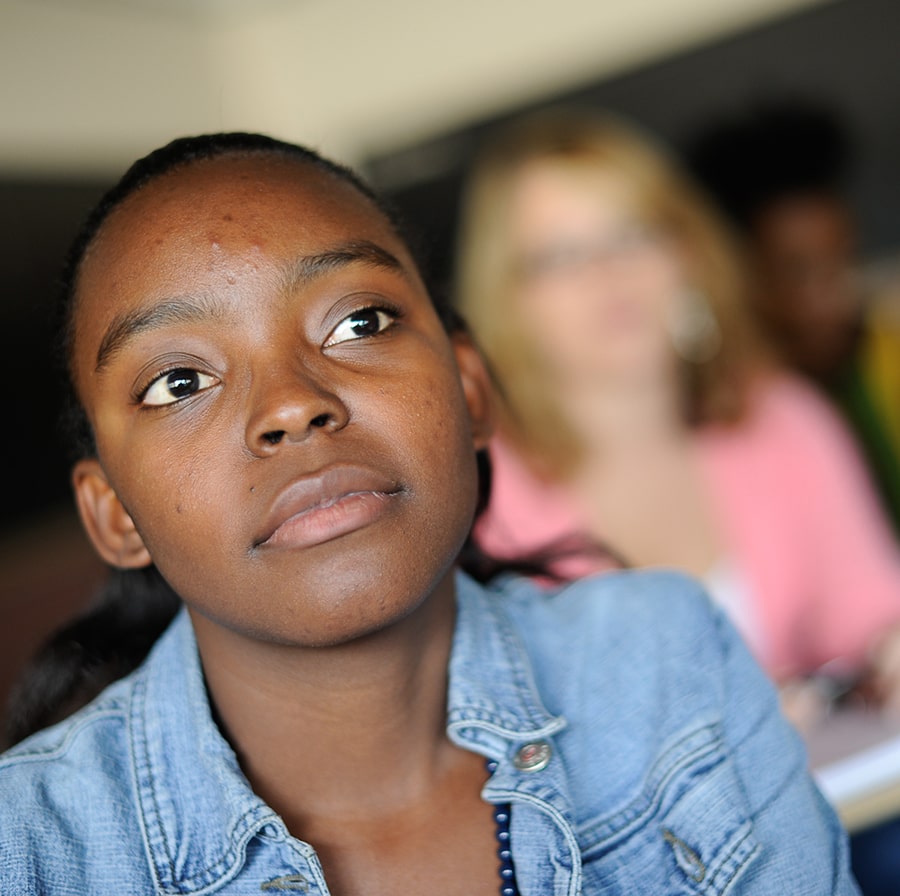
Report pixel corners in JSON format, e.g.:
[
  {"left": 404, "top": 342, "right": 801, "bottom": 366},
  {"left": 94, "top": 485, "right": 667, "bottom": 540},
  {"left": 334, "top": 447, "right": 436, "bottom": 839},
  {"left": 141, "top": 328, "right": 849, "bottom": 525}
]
[
  {"left": 754, "top": 195, "right": 852, "bottom": 250},
  {"left": 86, "top": 154, "right": 393, "bottom": 270},
  {"left": 509, "top": 159, "right": 644, "bottom": 238},
  {"left": 73, "top": 153, "right": 408, "bottom": 340}
]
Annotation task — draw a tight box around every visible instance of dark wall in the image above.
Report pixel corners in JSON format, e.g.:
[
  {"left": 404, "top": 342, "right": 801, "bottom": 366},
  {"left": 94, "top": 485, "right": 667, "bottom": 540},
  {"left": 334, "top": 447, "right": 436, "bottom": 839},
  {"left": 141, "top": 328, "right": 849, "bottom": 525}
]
[
  {"left": 366, "top": 0, "right": 900, "bottom": 297},
  {"left": 0, "top": 180, "right": 109, "bottom": 535}
]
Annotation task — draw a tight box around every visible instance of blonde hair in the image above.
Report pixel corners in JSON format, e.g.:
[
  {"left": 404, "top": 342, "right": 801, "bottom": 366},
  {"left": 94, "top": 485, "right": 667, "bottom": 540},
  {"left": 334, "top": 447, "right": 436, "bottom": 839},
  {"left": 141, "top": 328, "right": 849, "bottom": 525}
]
[{"left": 455, "top": 109, "right": 761, "bottom": 476}]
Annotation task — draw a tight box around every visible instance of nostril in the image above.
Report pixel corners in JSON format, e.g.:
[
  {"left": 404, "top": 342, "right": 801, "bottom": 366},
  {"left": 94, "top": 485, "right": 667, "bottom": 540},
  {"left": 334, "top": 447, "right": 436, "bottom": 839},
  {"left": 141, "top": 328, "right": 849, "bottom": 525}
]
[{"left": 257, "top": 413, "right": 334, "bottom": 448}]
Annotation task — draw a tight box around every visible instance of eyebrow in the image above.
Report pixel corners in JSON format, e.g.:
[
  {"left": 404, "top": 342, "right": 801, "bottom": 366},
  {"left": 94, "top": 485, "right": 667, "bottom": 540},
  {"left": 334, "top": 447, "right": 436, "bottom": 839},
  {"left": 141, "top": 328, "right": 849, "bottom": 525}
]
[
  {"left": 93, "top": 240, "right": 409, "bottom": 372},
  {"left": 278, "top": 239, "right": 407, "bottom": 293},
  {"left": 95, "top": 293, "right": 226, "bottom": 372}
]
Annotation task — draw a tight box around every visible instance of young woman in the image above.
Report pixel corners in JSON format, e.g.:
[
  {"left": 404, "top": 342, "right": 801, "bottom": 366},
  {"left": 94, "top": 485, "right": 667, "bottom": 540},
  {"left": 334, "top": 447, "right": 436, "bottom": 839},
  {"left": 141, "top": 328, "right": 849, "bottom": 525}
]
[
  {"left": 456, "top": 110, "right": 900, "bottom": 690},
  {"left": 0, "top": 133, "right": 857, "bottom": 894}
]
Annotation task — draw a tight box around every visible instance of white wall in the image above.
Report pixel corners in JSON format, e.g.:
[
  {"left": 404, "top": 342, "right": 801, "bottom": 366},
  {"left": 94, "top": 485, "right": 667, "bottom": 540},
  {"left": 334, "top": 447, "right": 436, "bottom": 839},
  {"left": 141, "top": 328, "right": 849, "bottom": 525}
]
[{"left": 0, "top": 0, "right": 828, "bottom": 176}]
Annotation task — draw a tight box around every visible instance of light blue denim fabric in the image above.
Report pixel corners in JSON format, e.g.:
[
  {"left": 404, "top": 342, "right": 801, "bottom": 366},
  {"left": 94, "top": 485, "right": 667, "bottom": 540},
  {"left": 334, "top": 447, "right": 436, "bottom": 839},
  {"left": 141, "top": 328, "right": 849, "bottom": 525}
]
[{"left": 0, "top": 569, "right": 858, "bottom": 894}]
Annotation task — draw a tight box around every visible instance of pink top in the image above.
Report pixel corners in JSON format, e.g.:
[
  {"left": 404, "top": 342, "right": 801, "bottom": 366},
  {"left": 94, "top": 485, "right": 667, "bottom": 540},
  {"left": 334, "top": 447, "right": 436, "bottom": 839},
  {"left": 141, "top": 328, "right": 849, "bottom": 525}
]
[{"left": 476, "top": 373, "right": 900, "bottom": 680}]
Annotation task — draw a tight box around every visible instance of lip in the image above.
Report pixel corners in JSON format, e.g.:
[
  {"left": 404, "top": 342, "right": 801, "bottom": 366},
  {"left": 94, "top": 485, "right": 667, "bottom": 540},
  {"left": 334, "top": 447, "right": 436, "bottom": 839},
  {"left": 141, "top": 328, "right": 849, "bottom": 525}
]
[{"left": 254, "top": 465, "right": 403, "bottom": 550}]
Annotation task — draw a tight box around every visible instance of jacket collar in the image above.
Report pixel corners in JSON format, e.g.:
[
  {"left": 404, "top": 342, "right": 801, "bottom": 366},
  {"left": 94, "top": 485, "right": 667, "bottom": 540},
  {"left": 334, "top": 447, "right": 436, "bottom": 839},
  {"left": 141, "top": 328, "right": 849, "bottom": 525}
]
[
  {"left": 448, "top": 572, "right": 567, "bottom": 754},
  {"left": 129, "top": 607, "right": 281, "bottom": 893}
]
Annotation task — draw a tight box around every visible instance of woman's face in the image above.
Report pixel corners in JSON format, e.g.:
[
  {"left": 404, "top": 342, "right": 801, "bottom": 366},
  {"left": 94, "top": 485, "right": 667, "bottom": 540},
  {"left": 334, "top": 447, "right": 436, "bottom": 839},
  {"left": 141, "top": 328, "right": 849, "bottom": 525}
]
[
  {"left": 70, "top": 154, "right": 490, "bottom": 648},
  {"left": 507, "top": 160, "right": 687, "bottom": 384}
]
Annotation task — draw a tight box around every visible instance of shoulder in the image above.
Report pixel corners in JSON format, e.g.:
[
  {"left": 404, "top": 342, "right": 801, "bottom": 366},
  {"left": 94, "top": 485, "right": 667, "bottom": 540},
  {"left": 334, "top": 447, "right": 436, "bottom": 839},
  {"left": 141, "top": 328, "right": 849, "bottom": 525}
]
[
  {"left": 465, "top": 566, "right": 746, "bottom": 743},
  {"left": 0, "top": 678, "right": 146, "bottom": 893},
  {"left": 754, "top": 369, "right": 841, "bottom": 417},
  {"left": 497, "top": 567, "right": 722, "bottom": 653},
  {"left": 742, "top": 370, "right": 857, "bottom": 447},
  {"left": 701, "top": 370, "right": 869, "bottom": 488},
  {"left": 0, "top": 675, "right": 132, "bottom": 777},
  {"left": 481, "top": 572, "right": 847, "bottom": 890},
  {"left": 490, "top": 569, "right": 739, "bottom": 716},
  {"left": 0, "top": 672, "right": 134, "bottom": 785},
  {"left": 749, "top": 372, "right": 885, "bottom": 495}
]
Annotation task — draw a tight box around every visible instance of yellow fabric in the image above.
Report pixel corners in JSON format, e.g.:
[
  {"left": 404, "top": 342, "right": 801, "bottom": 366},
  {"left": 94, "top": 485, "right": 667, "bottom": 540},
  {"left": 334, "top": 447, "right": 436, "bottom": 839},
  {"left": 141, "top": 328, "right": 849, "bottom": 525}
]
[{"left": 862, "top": 300, "right": 900, "bottom": 457}]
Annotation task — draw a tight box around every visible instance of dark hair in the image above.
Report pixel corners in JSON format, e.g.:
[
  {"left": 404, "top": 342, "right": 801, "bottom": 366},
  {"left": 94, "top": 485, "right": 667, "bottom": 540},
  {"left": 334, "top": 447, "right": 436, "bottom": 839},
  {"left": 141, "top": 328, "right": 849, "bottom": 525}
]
[
  {"left": 6, "top": 133, "right": 623, "bottom": 748},
  {"left": 687, "top": 97, "right": 852, "bottom": 232},
  {"left": 3, "top": 568, "right": 181, "bottom": 748}
]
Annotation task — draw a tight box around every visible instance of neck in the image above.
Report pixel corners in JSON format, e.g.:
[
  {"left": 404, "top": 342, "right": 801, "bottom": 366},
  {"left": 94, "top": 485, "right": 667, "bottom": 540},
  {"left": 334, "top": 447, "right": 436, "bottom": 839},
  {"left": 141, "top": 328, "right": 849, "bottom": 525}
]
[
  {"left": 555, "top": 365, "right": 688, "bottom": 457},
  {"left": 190, "top": 572, "right": 459, "bottom": 825}
]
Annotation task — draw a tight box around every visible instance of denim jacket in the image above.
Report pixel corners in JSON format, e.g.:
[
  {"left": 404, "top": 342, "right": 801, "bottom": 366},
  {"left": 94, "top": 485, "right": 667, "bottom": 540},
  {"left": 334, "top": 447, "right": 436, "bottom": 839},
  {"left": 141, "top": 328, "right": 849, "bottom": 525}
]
[{"left": 0, "top": 569, "right": 857, "bottom": 894}]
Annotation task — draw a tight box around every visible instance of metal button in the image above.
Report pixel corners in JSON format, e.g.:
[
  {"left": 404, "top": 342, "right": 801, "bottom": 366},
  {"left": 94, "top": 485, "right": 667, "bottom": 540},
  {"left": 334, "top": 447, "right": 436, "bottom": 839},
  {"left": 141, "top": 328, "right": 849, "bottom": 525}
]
[{"left": 513, "top": 740, "right": 552, "bottom": 772}]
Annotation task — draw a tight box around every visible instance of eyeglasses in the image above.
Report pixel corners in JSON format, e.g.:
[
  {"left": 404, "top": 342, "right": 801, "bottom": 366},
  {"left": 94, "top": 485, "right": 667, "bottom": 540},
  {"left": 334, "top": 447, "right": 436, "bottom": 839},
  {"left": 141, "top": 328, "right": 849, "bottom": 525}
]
[{"left": 515, "top": 222, "right": 663, "bottom": 281}]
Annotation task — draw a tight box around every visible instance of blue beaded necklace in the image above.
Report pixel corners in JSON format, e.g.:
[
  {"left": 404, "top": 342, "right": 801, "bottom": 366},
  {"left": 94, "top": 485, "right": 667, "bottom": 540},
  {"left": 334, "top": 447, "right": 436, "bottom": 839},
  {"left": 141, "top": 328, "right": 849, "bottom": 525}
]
[{"left": 486, "top": 759, "right": 519, "bottom": 896}]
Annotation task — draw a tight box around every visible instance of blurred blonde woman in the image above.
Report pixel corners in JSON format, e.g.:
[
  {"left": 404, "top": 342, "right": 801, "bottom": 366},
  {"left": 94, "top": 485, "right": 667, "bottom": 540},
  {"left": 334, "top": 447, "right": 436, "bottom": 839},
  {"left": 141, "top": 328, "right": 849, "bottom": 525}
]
[{"left": 457, "top": 109, "right": 900, "bottom": 694}]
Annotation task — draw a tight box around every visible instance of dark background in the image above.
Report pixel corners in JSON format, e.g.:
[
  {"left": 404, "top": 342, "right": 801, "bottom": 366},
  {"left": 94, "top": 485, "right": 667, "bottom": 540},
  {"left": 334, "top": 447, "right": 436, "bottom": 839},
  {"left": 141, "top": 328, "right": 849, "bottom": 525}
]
[{"left": 0, "top": 180, "right": 107, "bottom": 535}]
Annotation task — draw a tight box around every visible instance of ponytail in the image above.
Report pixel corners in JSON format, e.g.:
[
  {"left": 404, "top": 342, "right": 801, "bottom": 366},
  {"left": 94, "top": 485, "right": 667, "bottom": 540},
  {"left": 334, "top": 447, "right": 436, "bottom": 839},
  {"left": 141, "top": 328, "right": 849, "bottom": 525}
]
[{"left": 3, "top": 566, "right": 179, "bottom": 748}]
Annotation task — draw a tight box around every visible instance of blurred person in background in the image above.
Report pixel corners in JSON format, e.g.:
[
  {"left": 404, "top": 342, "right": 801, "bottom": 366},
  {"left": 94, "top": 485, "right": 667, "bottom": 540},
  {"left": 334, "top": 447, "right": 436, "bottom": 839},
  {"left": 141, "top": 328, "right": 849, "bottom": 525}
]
[
  {"left": 457, "top": 107, "right": 900, "bottom": 896},
  {"left": 689, "top": 98, "right": 900, "bottom": 536},
  {"left": 455, "top": 109, "right": 900, "bottom": 894},
  {"left": 455, "top": 108, "right": 900, "bottom": 709}
]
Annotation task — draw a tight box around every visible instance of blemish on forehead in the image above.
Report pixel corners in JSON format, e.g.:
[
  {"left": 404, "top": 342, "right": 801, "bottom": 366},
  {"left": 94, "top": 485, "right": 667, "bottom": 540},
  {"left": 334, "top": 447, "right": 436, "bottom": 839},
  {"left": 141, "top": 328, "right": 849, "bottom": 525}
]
[{"left": 223, "top": 214, "right": 234, "bottom": 222}]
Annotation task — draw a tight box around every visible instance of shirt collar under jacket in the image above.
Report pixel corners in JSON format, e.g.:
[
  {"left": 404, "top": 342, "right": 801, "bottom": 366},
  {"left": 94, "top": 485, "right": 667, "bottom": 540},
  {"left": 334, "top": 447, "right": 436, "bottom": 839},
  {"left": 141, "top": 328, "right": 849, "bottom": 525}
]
[{"left": 130, "top": 570, "right": 570, "bottom": 894}]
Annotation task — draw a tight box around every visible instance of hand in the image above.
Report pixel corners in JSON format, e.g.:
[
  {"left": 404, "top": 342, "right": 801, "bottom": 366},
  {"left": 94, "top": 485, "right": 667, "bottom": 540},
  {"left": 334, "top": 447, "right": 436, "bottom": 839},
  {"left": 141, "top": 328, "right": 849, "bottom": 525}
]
[
  {"left": 778, "top": 663, "right": 869, "bottom": 733},
  {"left": 779, "top": 678, "right": 830, "bottom": 734}
]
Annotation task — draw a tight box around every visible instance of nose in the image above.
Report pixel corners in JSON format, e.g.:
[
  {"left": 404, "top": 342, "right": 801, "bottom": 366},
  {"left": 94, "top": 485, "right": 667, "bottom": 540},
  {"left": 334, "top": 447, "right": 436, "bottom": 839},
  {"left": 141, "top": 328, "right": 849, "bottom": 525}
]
[{"left": 245, "top": 364, "right": 349, "bottom": 456}]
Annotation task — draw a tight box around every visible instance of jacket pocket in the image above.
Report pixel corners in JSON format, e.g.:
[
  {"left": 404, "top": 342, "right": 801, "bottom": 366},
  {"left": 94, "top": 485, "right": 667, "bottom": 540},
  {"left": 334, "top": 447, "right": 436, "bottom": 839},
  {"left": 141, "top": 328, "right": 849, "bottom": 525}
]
[{"left": 577, "top": 719, "right": 759, "bottom": 895}]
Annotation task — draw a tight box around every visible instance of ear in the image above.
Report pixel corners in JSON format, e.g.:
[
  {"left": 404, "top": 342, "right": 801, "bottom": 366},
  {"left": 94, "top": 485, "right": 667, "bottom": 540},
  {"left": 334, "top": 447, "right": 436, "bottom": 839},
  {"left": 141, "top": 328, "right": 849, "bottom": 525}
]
[
  {"left": 72, "top": 458, "right": 152, "bottom": 569},
  {"left": 451, "top": 333, "right": 494, "bottom": 450}
]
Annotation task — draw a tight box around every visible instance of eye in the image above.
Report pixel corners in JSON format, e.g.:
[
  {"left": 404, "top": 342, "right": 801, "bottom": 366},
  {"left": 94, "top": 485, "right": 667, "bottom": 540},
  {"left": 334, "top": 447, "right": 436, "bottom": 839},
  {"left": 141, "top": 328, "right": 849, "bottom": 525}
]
[
  {"left": 141, "top": 368, "right": 218, "bottom": 406},
  {"left": 325, "top": 306, "right": 397, "bottom": 346},
  {"left": 610, "top": 222, "right": 658, "bottom": 253},
  {"left": 518, "top": 243, "right": 594, "bottom": 279}
]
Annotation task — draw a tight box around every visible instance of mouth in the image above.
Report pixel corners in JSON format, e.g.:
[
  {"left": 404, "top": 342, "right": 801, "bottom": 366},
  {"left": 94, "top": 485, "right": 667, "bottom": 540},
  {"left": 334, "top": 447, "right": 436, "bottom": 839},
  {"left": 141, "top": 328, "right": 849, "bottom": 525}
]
[{"left": 254, "top": 465, "right": 404, "bottom": 551}]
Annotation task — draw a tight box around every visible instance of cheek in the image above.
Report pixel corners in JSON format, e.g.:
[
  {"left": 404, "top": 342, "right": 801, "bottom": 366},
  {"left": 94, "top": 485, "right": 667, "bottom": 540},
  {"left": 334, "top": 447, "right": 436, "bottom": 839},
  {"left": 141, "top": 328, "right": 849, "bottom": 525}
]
[
  {"left": 516, "top": 280, "right": 585, "bottom": 358},
  {"left": 400, "top": 371, "right": 472, "bottom": 457},
  {"left": 385, "top": 365, "right": 478, "bottom": 503},
  {"left": 125, "top": 461, "right": 243, "bottom": 604},
  {"left": 610, "top": 245, "right": 684, "bottom": 308},
  {"left": 108, "top": 431, "right": 236, "bottom": 558}
]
